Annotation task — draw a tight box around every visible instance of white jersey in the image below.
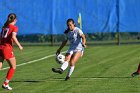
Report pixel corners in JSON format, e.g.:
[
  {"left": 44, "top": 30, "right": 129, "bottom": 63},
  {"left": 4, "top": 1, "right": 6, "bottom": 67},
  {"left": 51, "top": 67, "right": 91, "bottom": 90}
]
[{"left": 65, "top": 27, "right": 84, "bottom": 51}]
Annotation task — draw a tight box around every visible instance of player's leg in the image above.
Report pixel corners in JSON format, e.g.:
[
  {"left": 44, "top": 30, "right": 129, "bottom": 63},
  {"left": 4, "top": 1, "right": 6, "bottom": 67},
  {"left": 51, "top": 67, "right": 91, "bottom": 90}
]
[
  {"left": 60, "top": 53, "right": 71, "bottom": 71},
  {"left": 0, "top": 56, "right": 4, "bottom": 70},
  {"left": 0, "top": 49, "right": 4, "bottom": 70},
  {"left": 2, "top": 57, "right": 16, "bottom": 90},
  {"left": 65, "top": 51, "right": 82, "bottom": 81},
  {"left": 52, "top": 53, "right": 72, "bottom": 74},
  {"left": 132, "top": 63, "right": 140, "bottom": 77}
]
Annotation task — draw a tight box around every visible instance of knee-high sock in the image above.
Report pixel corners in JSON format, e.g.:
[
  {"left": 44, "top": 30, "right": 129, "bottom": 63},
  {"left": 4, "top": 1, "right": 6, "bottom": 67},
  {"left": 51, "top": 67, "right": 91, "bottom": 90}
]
[
  {"left": 4, "top": 68, "right": 15, "bottom": 85},
  {"left": 61, "top": 61, "right": 69, "bottom": 71},
  {"left": 137, "top": 63, "right": 140, "bottom": 73},
  {"left": 67, "top": 66, "right": 75, "bottom": 77}
]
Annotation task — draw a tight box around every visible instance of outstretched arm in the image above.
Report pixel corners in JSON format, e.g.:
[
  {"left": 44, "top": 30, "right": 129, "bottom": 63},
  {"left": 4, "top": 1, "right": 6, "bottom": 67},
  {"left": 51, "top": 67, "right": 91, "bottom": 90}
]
[
  {"left": 81, "top": 34, "right": 87, "bottom": 48},
  {"left": 56, "top": 40, "right": 68, "bottom": 55}
]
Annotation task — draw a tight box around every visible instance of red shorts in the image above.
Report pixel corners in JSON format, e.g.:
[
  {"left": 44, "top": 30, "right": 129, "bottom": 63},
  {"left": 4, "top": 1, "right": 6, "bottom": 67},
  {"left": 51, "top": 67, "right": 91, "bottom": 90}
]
[{"left": 0, "top": 44, "right": 14, "bottom": 59}]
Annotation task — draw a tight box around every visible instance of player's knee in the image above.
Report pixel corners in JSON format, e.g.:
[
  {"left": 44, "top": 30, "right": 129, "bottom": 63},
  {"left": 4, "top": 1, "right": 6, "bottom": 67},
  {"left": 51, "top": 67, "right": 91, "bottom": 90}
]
[
  {"left": 13, "top": 66, "right": 16, "bottom": 70},
  {"left": 0, "top": 64, "right": 2, "bottom": 70},
  {"left": 70, "top": 61, "right": 75, "bottom": 66},
  {"left": 65, "top": 59, "right": 70, "bottom": 62},
  {"left": 10, "top": 65, "right": 16, "bottom": 69},
  {"left": 13, "top": 67, "right": 16, "bottom": 70},
  {"left": 65, "top": 57, "right": 70, "bottom": 62},
  {"left": 65, "top": 54, "right": 71, "bottom": 61}
]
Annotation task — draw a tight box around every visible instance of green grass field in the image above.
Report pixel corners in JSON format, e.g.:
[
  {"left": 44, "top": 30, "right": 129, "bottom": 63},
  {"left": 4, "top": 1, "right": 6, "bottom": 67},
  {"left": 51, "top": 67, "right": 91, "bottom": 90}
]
[{"left": 0, "top": 44, "right": 140, "bottom": 93}]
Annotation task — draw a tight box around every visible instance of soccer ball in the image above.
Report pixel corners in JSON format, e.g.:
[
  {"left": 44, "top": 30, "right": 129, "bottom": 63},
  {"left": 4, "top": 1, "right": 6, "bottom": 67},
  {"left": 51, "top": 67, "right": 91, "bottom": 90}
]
[{"left": 56, "top": 54, "right": 65, "bottom": 64}]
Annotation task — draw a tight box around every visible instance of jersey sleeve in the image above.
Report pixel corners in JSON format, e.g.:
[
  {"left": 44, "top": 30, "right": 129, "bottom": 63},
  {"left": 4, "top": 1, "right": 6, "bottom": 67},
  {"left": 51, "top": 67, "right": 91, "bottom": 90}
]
[
  {"left": 77, "top": 28, "right": 83, "bottom": 36},
  {"left": 13, "top": 26, "right": 18, "bottom": 33}
]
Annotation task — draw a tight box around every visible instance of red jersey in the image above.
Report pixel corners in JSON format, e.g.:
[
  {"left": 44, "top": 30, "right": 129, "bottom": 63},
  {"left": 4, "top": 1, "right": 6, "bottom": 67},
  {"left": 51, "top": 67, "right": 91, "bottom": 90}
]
[{"left": 1, "top": 24, "right": 18, "bottom": 46}]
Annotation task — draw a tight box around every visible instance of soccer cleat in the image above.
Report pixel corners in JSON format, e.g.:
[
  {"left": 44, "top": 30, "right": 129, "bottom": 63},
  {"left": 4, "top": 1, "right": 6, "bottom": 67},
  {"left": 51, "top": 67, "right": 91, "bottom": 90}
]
[
  {"left": 2, "top": 84, "right": 12, "bottom": 90},
  {"left": 131, "top": 72, "right": 139, "bottom": 77},
  {"left": 65, "top": 76, "right": 70, "bottom": 81},
  {"left": 52, "top": 68, "right": 63, "bottom": 74}
]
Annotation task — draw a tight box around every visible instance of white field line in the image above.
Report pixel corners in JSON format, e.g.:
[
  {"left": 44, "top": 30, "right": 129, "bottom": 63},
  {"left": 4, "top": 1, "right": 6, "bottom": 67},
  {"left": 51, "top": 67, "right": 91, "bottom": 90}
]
[{"left": 1, "top": 51, "right": 66, "bottom": 71}]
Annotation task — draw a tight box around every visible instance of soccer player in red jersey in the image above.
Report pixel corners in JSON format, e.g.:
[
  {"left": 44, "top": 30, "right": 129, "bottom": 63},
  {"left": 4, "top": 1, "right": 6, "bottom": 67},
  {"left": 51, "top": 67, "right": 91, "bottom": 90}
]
[
  {"left": 132, "top": 63, "right": 140, "bottom": 77},
  {"left": 0, "top": 13, "right": 23, "bottom": 90}
]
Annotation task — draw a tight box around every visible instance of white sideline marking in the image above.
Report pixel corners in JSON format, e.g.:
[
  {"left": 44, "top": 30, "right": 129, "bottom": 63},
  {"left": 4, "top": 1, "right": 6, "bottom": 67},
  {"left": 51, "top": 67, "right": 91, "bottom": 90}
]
[{"left": 1, "top": 51, "right": 66, "bottom": 71}]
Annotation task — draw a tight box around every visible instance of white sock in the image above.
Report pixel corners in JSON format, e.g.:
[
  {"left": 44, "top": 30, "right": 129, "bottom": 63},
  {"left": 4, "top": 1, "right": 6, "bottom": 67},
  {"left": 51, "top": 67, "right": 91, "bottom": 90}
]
[
  {"left": 60, "top": 61, "right": 69, "bottom": 71},
  {"left": 67, "top": 66, "right": 75, "bottom": 77}
]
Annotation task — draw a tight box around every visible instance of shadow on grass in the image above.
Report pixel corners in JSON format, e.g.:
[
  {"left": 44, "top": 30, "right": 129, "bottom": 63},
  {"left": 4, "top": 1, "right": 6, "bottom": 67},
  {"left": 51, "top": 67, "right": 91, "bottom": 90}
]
[
  {"left": 11, "top": 80, "right": 45, "bottom": 83},
  {"left": 11, "top": 77, "right": 66, "bottom": 83}
]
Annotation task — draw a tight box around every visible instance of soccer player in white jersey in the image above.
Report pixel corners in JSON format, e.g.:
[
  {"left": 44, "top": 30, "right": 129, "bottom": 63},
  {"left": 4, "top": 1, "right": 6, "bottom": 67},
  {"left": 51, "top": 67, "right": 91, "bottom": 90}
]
[{"left": 52, "top": 18, "right": 86, "bottom": 81}]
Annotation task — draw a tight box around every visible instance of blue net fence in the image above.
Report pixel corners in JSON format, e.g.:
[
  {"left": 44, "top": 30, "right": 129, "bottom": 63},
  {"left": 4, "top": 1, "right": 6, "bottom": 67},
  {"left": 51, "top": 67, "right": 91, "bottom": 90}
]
[{"left": 0, "top": 0, "right": 140, "bottom": 45}]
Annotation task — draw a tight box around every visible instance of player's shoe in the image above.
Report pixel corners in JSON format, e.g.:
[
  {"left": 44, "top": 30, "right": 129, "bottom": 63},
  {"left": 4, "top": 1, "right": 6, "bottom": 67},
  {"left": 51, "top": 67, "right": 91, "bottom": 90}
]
[
  {"left": 2, "top": 84, "right": 12, "bottom": 90},
  {"left": 131, "top": 72, "right": 139, "bottom": 77},
  {"left": 52, "top": 68, "right": 63, "bottom": 74},
  {"left": 65, "top": 76, "right": 70, "bottom": 81}
]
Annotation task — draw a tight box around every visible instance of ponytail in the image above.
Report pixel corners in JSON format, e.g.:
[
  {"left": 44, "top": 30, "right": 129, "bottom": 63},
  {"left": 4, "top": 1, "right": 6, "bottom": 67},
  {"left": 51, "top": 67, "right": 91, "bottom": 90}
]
[{"left": 2, "top": 13, "right": 16, "bottom": 28}]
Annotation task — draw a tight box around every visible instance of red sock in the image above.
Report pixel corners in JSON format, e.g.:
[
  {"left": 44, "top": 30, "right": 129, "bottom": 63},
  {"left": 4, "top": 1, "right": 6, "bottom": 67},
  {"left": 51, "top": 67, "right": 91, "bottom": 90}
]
[
  {"left": 4, "top": 82, "right": 8, "bottom": 85},
  {"left": 4, "top": 68, "right": 15, "bottom": 85},
  {"left": 137, "top": 63, "right": 140, "bottom": 74}
]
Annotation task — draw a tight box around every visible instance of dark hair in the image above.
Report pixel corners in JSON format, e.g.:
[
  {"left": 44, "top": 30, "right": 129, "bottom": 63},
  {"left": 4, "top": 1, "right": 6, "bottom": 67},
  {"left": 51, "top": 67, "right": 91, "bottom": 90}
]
[
  {"left": 64, "top": 18, "right": 76, "bottom": 34},
  {"left": 3, "top": 13, "right": 16, "bottom": 28},
  {"left": 67, "top": 18, "right": 75, "bottom": 25}
]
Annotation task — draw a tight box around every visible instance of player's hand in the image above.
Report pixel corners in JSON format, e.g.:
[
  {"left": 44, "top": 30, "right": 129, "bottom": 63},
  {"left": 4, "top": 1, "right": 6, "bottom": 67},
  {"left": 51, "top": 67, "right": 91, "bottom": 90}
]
[
  {"left": 19, "top": 45, "right": 23, "bottom": 51},
  {"left": 56, "top": 49, "right": 61, "bottom": 55},
  {"left": 82, "top": 44, "right": 87, "bottom": 48}
]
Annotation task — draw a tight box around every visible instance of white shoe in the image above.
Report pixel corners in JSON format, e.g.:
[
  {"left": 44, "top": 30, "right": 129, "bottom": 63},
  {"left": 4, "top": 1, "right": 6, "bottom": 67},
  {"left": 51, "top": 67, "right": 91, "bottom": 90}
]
[{"left": 2, "top": 84, "right": 12, "bottom": 90}]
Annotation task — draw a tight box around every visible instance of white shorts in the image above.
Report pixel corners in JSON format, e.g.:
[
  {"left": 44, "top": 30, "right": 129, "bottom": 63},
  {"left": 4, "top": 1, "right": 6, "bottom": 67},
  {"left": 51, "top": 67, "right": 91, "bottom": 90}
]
[{"left": 66, "top": 48, "right": 84, "bottom": 57}]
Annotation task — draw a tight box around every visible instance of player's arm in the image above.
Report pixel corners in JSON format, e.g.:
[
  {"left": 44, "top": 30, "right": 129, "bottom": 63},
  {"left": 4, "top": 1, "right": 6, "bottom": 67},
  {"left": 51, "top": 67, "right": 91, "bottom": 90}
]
[
  {"left": 81, "top": 34, "right": 87, "bottom": 48},
  {"left": 78, "top": 29, "right": 87, "bottom": 48},
  {"left": 12, "top": 32, "right": 23, "bottom": 50},
  {"left": 56, "top": 40, "right": 68, "bottom": 55}
]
